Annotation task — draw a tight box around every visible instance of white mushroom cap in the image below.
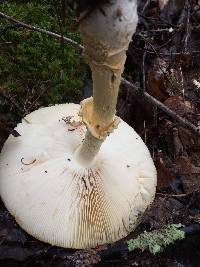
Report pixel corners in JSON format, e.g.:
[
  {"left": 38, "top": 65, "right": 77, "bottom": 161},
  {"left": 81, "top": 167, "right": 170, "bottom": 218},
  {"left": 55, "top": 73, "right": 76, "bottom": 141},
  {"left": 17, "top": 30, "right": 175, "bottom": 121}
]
[{"left": 0, "top": 104, "right": 156, "bottom": 249}]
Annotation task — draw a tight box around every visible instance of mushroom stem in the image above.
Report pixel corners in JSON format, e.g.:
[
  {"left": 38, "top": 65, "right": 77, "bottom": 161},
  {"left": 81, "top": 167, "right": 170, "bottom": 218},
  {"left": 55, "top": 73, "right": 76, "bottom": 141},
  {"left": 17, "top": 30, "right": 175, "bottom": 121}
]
[
  {"left": 75, "top": 52, "right": 125, "bottom": 166},
  {"left": 90, "top": 51, "right": 126, "bottom": 128},
  {"left": 75, "top": 131, "right": 103, "bottom": 166},
  {"left": 75, "top": 0, "right": 138, "bottom": 166}
]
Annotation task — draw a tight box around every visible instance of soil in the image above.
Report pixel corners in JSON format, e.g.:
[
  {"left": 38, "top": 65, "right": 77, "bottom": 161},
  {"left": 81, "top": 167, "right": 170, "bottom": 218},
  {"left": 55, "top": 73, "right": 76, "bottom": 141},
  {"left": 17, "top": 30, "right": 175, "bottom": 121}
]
[{"left": 0, "top": 0, "right": 200, "bottom": 266}]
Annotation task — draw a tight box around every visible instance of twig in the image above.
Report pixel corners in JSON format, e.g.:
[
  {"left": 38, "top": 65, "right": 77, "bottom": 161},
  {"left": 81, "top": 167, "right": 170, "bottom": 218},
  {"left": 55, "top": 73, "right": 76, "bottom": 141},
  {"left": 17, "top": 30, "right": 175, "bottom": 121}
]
[
  {"left": 141, "top": 0, "right": 151, "bottom": 14},
  {"left": 142, "top": 46, "right": 147, "bottom": 92},
  {"left": 132, "top": 44, "right": 200, "bottom": 55},
  {"left": 156, "top": 193, "right": 187, "bottom": 197},
  {"left": 0, "top": 11, "right": 84, "bottom": 51},
  {"left": 183, "top": 0, "right": 191, "bottom": 52},
  {"left": 0, "top": 42, "right": 12, "bottom": 45},
  {"left": 141, "top": 28, "right": 176, "bottom": 33},
  {"left": 121, "top": 79, "right": 200, "bottom": 136}
]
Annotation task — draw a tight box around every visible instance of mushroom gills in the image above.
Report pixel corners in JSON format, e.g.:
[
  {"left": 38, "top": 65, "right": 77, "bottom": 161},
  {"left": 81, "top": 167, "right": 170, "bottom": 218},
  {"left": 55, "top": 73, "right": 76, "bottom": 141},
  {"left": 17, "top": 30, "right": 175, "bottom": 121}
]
[{"left": 0, "top": 104, "right": 156, "bottom": 249}]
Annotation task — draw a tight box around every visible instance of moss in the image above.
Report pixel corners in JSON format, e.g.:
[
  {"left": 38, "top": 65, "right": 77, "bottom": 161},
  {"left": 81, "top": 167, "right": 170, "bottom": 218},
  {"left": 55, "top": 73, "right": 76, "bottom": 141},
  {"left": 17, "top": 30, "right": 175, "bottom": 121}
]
[
  {"left": 127, "top": 224, "right": 185, "bottom": 255},
  {"left": 0, "top": 1, "right": 85, "bottom": 121}
]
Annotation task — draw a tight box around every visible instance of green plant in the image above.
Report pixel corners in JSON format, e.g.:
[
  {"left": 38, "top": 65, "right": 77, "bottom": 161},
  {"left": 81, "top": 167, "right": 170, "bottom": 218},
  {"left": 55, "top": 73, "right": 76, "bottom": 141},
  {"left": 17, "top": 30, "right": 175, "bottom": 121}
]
[
  {"left": 127, "top": 224, "right": 185, "bottom": 255},
  {"left": 0, "top": 1, "right": 85, "bottom": 122}
]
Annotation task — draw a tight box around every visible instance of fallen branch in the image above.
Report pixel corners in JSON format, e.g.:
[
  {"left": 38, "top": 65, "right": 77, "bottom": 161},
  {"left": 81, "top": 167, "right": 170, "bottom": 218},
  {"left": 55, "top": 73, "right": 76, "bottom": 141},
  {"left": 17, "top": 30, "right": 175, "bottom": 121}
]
[
  {"left": 1, "top": 11, "right": 199, "bottom": 136},
  {"left": 0, "top": 11, "right": 84, "bottom": 51}
]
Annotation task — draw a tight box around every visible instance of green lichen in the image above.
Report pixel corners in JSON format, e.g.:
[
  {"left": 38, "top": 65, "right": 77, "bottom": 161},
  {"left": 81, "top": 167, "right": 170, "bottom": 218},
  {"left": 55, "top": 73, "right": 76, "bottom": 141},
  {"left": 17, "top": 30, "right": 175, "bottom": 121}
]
[{"left": 127, "top": 224, "right": 185, "bottom": 255}]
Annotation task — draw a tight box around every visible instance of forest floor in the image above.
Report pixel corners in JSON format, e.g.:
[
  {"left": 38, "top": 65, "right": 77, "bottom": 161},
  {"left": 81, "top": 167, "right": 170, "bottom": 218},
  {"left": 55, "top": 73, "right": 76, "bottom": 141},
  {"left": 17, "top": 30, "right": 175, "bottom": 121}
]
[{"left": 0, "top": 0, "right": 200, "bottom": 266}]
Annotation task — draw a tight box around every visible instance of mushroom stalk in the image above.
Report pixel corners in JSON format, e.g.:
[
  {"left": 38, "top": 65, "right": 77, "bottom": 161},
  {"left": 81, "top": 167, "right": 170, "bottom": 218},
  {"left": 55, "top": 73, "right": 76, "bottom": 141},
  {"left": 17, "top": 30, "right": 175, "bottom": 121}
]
[
  {"left": 75, "top": 51, "right": 126, "bottom": 166},
  {"left": 75, "top": 0, "right": 138, "bottom": 166},
  {"left": 90, "top": 51, "right": 126, "bottom": 127},
  {"left": 75, "top": 131, "right": 103, "bottom": 166}
]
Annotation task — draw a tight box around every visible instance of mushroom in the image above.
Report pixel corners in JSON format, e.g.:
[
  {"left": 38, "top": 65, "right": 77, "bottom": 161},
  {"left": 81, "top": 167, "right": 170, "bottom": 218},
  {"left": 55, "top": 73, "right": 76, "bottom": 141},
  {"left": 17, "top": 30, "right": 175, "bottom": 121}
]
[{"left": 0, "top": 0, "right": 156, "bottom": 249}]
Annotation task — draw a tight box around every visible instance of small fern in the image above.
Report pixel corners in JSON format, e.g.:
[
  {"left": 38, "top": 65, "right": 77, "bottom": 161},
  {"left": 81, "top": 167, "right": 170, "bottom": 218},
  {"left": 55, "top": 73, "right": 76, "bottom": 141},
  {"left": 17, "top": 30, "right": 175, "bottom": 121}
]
[{"left": 127, "top": 224, "right": 185, "bottom": 255}]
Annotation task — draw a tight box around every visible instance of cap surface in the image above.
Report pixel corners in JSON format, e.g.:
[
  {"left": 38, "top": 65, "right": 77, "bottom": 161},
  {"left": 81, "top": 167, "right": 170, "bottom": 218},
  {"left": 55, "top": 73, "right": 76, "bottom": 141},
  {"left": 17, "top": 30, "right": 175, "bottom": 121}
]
[{"left": 0, "top": 104, "right": 156, "bottom": 248}]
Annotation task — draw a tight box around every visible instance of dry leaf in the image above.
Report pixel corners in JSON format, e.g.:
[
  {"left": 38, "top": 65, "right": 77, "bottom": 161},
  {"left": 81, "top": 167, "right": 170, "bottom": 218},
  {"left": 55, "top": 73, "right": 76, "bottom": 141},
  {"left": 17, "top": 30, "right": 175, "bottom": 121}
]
[
  {"left": 155, "top": 155, "right": 174, "bottom": 188},
  {"left": 172, "top": 128, "right": 183, "bottom": 158},
  {"left": 164, "top": 96, "right": 196, "bottom": 117},
  {"left": 178, "top": 127, "right": 195, "bottom": 149},
  {"left": 147, "top": 58, "right": 169, "bottom": 102},
  {"left": 175, "top": 156, "right": 200, "bottom": 194},
  {"left": 175, "top": 156, "right": 200, "bottom": 174}
]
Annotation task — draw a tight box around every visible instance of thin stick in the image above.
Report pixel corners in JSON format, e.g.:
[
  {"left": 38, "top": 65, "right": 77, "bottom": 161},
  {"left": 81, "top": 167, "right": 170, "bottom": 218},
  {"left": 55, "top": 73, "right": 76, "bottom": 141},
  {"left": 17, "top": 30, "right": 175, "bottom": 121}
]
[
  {"left": 0, "top": 11, "right": 84, "bottom": 51},
  {"left": 183, "top": 0, "right": 191, "bottom": 53},
  {"left": 156, "top": 193, "right": 187, "bottom": 197},
  {"left": 141, "top": 0, "right": 151, "bottom": 14},
  {"left": 142, "top": 47, "right": 147, "bottom": 92}
]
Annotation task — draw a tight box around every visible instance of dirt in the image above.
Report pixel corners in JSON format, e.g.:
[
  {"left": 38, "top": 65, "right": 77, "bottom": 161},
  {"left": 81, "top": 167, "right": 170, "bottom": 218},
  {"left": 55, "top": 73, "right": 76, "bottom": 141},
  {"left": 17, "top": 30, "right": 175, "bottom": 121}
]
[{"left": 1, "top": 0, "right": 200, "bottom": 266}]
